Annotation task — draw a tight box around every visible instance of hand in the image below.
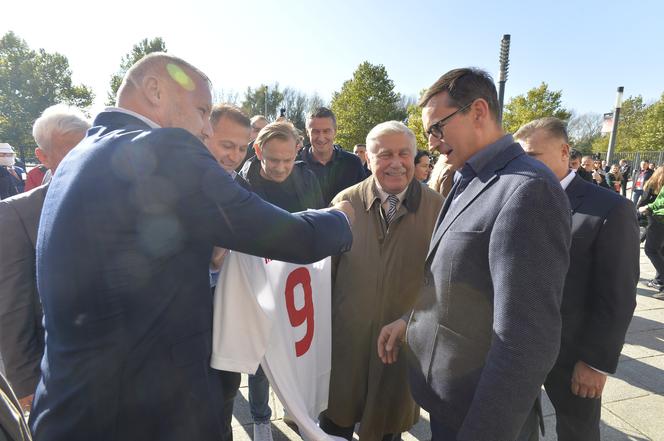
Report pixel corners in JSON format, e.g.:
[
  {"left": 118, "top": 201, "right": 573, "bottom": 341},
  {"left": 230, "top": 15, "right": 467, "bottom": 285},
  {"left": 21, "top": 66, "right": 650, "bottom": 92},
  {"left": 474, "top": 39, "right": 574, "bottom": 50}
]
[
  {"left": 331, "top": 200, "right": 355, "bottom": 226},
  {"left": 18, "top": 394, "right": 33, "bottom": 413},
  {"left": 377, "top": 319, "right": 407, "bottom": 364},
  {"left": 638, "top": 205, "right": 650, "bottom": 214},
  {"left": 592, "top": 171, "right": 602, "bottom": 183},
  {"left": 210, "top": 247, "right": 228, "bottom": 271},
  {"left": 571, "top": 360, "right": 607, "bottom": 399}
]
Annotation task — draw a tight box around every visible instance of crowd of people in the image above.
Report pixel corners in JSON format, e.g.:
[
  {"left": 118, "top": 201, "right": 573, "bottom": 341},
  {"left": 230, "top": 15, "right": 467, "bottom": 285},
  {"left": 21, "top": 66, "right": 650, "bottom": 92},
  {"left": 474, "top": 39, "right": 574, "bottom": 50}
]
[{"left": 0, "top": 53, "right": 650, "bottom": 441}]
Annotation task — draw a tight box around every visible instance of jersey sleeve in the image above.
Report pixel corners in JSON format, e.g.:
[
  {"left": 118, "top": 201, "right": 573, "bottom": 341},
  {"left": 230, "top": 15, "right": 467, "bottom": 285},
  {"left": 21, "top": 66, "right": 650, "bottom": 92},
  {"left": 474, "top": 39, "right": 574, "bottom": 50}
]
[{"left": 210, "top": 251, "right": 273, "bottom": 374}]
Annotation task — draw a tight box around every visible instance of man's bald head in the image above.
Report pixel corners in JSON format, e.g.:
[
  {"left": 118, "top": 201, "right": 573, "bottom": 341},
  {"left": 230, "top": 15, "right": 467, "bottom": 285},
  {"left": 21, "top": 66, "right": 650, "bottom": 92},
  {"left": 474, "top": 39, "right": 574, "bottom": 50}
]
[
  {"left": 514, "top": 117, "right": 570, "bottom": 180},
  {"left": 116, "top": 53, "right": 213, "bottom": 142}
]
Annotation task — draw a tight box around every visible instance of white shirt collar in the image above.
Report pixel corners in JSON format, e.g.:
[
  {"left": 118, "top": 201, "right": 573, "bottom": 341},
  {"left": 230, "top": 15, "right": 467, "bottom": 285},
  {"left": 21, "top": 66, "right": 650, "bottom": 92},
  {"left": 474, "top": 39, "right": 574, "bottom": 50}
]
[
  {"left": 104, "top": 107, "right": 161, "bottom": 129},
  {"left": 560, "top": 170, "right": 576, "bottom": 190},
  {"left": 374, "top": 181, "right": 408, "bottom": 205}
]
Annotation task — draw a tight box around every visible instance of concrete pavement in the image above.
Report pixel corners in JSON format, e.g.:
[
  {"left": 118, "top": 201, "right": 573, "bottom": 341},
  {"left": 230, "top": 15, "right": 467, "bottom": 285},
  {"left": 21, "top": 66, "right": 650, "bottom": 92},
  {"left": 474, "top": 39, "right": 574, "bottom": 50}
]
[{"left": 231, "top": 245, "right": 664, "bottom": 441}]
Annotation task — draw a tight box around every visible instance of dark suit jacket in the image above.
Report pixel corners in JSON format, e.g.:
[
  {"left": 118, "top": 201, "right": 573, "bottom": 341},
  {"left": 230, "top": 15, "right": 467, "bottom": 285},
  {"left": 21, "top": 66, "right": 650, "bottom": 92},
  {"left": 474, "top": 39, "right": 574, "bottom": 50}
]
[
  {"left": 29, "top": 111, "right": 352, "bottom": 441},
  {"left": 407, "top": 139, "right": 572, "bottom": 440},
  {"left": 557, "top": 174, "right": 639, "bottom": 373},
  {"left": 0, "top": 185, "right": 47, "bottom": 398}
]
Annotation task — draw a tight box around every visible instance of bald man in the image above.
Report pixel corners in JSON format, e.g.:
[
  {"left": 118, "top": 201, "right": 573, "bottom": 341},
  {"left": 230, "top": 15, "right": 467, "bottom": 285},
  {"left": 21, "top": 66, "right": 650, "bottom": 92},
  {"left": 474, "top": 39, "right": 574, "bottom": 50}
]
[
  {"left": 515, "top": 118, "right": 638, "bottom": 441},
  {"left": 29, "top": 53, "right": 353, "bottom": 441}
]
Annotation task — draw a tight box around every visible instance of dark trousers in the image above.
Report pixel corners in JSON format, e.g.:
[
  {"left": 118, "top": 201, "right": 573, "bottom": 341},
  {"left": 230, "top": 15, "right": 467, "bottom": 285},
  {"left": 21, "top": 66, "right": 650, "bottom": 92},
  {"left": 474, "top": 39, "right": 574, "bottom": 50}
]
[
  {"left": 219, "top": 370, "right": 241, "bottom": 441},
  {"left": 429, "top": 405, "right": 539, "bottom": 441},
  {"left": 644, "top": 217, "right": 664, "bottom": 285},
  {"left": 318, "top": 412, "right": 401, "bottom": 441},
  {"left": 544, "top": 363, "right": 601, "bottom": 441}
]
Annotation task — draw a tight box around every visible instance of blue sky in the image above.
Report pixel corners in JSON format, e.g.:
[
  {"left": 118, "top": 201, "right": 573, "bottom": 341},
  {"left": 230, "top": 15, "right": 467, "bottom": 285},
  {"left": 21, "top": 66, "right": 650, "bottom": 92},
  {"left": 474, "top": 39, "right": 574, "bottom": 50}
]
[{"left": 2, "top": 0, "right": 662, "bottom": 115}]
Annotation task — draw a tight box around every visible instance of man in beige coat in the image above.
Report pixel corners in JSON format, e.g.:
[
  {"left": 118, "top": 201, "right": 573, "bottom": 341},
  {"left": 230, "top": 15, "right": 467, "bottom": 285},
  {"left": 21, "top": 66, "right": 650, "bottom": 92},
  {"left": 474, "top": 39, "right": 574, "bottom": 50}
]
[{"left": 320, "top": 121, "right": 443, "bottom": 441}]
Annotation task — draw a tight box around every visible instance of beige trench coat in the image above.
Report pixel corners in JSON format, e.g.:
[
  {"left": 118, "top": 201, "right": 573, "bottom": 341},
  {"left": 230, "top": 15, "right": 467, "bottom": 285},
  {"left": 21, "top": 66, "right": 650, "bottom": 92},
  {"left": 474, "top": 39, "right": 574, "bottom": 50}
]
[{"left": 326, "top": 176, "right": 443, "bottom": 440}]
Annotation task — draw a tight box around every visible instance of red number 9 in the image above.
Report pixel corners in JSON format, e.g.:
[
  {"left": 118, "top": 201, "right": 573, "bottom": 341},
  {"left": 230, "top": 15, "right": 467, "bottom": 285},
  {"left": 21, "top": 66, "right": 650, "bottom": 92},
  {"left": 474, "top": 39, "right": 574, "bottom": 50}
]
[{"left": 285, "top": 267, "right": 314, "bottom": 357}]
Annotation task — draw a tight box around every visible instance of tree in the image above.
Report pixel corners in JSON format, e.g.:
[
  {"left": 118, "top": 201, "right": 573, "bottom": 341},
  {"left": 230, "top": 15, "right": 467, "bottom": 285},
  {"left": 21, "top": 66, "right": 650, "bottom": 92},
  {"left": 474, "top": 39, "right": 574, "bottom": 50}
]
[
  {"left": 502, "top": 82, "right": 571, "bottom": 134},
  {"left": 281, "top": 87, "right": 309, "bottom": 132},
  {"left": 592, "top": 96, "right": 647, "bottom": 153},
  {"left": 567, "top": 112, "right": 602, "bottom": 153},
  {"left": 0, "top": 31, "right": 94, "bottom": 161},
  {"left": 330, "top": 62, "right": 406, "bottom": 150},
  {"left": 241, "top": 83, "right": 284, "bottom": 121},
  {"left": 406, "top": 104, "right": 427, "bottom": 150},
  {"left": 636, "top": 93, "right": 664, "bottom": 151},
  {"left": 106, "top": 37, "right": 167, "bottom": 105}
]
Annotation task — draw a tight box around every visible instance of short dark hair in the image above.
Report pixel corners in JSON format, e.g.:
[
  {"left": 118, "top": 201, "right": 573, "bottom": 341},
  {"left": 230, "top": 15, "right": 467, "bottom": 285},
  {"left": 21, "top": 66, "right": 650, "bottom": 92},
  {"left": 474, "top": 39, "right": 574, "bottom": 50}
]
[
  {"left": 210, "top": 104, "right": 251, "bottom": 128},
  {"left": 514, "top": 117, "right": 569, "bottom": 144},
  {"left": 419, "top": 68, "right": 500, "bottom": 122},
  {"left": 415, "top": 150, "right": 430, "bottom": 165},
  {"left": 307, "top": 107, "right": 337, "bottom": 129},
  {"left": 569, "top": 149, "right": 583, "bottom": 161}
]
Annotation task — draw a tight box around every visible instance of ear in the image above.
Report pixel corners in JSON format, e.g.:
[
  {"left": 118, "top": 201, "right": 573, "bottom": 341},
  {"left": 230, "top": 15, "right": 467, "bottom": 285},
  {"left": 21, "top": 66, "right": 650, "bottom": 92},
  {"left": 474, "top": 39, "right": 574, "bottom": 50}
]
[
  {"left": 470, "top": 98, "right": 491, "bottom": 125},
  {"left": 561, "top": 143, "right": 570, "bottom": 161},
  {"left": 142, "top": 75, "right": 162, "bottom": 106},
  {"left": 254, "top": 142, "right": 263, "bottom": 160},
  {"left": 35, "top": 147, "right": 50, "bottom": 169}
]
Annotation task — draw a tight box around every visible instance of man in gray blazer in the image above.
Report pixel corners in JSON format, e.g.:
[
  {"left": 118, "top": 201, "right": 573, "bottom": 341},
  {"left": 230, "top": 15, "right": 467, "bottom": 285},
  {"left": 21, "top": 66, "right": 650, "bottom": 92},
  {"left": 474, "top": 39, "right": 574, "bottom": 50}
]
[
  {"left": 0, "top": 105, "right": 89, "bottom": 412},
  {"left": 378, "top": 68, "right": 571, "bottom": 440},
  {"left": 515, "top": 118, "right": 638, "bottom": 441}
]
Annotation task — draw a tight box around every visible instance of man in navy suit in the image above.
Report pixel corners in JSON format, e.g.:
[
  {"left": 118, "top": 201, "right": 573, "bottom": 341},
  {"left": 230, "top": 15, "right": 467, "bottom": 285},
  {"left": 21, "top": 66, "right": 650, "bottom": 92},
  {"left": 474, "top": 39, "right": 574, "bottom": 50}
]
[
  {"left": 516, "top": 117, "right": 638, "bottom": 441},
  {"left": 378, "top": 68, "right": 571, "bottom": 440},
  {"left": 29, "top": 53, "right": 353, "bottom": 441}
]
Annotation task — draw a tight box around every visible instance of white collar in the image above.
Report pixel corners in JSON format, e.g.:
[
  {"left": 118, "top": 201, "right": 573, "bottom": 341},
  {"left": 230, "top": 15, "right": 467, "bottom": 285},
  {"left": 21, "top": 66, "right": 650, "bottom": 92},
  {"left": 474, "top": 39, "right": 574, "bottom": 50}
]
[
  {"left": 560, "top": 170, "right": 576, "bottom": 190},
  {"left": 104, "top": 107, "right": 161, "bottom": 129},
  {"left": 374, "top": 181, "right": 408, "bottom": 204}
]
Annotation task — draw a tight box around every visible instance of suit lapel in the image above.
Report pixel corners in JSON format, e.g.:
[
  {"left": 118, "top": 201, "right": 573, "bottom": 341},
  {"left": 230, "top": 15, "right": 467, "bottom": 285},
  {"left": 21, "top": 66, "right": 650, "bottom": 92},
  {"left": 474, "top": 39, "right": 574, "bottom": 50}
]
[
  {"left": 565, "top": 174, "right": 586, "bottom": 213},
  {"left": 426, "top": 142, "right": 525, "bottom": 262}
]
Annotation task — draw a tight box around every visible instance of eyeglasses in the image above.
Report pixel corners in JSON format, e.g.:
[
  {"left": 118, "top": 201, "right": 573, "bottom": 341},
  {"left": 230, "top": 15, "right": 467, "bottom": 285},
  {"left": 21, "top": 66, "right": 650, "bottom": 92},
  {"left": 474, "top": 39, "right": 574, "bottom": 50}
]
[{"left": 425, "top": 101, "right": 474, "bottom": 140}]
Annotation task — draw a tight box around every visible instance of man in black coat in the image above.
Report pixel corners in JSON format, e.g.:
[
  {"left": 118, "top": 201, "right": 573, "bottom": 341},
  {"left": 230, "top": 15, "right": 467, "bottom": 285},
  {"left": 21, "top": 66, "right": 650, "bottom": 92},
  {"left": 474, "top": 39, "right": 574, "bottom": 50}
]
[
  {"left": 516, "top": 117, "right": 639, "bottom": 441},
  {"left": 619, "top": 159, "right": 632, "bottom": 197}
]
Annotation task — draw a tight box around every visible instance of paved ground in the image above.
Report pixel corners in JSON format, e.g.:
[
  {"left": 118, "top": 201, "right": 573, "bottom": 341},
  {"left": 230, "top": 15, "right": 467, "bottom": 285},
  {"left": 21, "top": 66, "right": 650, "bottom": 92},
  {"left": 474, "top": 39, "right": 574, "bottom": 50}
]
[{"left": 231, "top": 245, "right": 664, "bottom": 441}]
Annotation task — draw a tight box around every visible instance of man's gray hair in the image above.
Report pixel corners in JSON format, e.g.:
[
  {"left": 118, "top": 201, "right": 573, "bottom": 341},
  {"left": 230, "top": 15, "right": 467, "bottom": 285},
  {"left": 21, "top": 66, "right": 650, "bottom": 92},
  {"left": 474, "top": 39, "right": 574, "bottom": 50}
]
[
  {"left": 32, "top": 104, "right": 90, "bottom": 151},
  {"left": 366, "top": 121, "right": 416, "bottom": 154},
  {"left": 117, "top": 52, "right": 211, "bottom": 100},
  {"left": 514, "top": 117, "right": 569, "bottom": 144}
]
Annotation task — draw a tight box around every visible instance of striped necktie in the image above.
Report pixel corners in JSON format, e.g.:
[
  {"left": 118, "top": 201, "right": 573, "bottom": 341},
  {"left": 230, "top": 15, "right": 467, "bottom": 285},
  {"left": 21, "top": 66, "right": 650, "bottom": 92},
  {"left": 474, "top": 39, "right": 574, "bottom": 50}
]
[{"left": 385, "top": 194, "right": 399, "bottom": 224}]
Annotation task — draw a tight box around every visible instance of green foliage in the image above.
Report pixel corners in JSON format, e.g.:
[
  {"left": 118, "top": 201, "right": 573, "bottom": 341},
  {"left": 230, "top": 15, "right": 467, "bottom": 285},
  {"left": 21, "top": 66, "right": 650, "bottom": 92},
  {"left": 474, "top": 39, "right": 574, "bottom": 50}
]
[
  {"left": 406, "top": 104, "right": 427, "bottom": 150},
  {"left": 502, "top": 82, "right": 571, "bottom": 134},
  {"left": 330, "top": 61, "right": 406, "bottom": 150},
  {"left": 636, "top": 93, "right": 664, "bottom": 151},
  {"left": 241, "top": 84, "right": 284, "bottom": 121},
  {"left": 106, "top": 37, "right": 167, "bottom": 105},
  {"left": 592, "top": 96, "right": 647, "bottom": 153},
  {"left": 0, "top": 31, "right": 94, "bottom": 161}
]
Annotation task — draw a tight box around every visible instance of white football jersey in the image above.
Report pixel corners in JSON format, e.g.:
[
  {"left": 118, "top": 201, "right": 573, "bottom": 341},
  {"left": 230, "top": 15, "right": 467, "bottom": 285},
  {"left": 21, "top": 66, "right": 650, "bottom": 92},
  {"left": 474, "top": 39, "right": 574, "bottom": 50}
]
[{"left": 211, "top": 251, "right": 338, "bottom": 441}]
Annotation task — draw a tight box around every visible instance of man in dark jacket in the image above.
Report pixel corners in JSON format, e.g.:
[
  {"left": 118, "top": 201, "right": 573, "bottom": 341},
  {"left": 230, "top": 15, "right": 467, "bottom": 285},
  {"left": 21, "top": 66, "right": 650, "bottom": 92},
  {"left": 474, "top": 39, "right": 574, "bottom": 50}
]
[
  {"left": 29, "top": 53, "right": 353, "bottom": 441},
  {"left": 516, "top": 118, "right": 638, "bottom": 441},
  {"left": 242, "top": 121, "right": 324, "bottom": 211},
  {"left": 298, "top": 108, "right": 366, "bottom": 205},
  {"left": 237, "top": 120, "right": 324, "bottom": 441},
  {"left": 619, "top": 159, "right": 632, "bottom": 197}
]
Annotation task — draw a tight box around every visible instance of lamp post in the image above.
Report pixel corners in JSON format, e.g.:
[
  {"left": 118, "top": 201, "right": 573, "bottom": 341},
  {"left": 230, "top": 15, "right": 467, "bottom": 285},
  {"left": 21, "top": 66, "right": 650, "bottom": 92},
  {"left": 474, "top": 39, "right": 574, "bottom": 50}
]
[
  {"left": 498, "top": 34, "right": 511, "bottom": 124},
  {"left": 606, "top": 86, "right": 624, "bottom": 165}
]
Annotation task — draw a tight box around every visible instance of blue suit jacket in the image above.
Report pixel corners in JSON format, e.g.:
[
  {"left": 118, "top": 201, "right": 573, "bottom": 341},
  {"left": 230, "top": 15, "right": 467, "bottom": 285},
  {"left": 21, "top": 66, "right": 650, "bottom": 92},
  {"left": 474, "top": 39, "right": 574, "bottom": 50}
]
[
  {"left": 29, "top": 111, "right": 352, "bottom": 441},
  {"left": 406, "top": 141, "right": 572, "bottom": 440}
]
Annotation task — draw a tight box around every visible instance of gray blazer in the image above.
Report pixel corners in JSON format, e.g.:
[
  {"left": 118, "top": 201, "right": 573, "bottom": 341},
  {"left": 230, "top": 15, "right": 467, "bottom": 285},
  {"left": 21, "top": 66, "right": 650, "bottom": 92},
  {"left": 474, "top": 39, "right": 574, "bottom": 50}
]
[
  {"left": 407, "top": 139, "right": 572, "bottom": 440},
  {"left": 0, "top": 185, "right": 47, "bottom": 398}
]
